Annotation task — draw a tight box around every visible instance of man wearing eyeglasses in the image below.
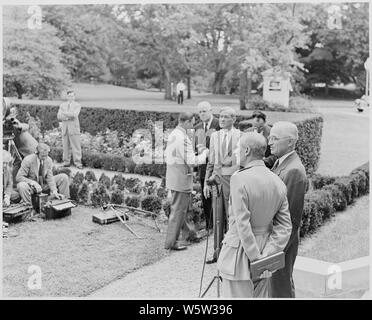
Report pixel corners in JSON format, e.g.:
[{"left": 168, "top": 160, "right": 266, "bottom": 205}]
[{"left": 268, "top": 121, "right": 308, "bottom": 298}]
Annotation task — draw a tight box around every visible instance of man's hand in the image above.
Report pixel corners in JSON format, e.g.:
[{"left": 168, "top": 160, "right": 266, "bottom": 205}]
[
  {"left": 259, "top": 270, "right": 273, "bottom": 279},
  {"left": 203, "top": 184, "right": 211, "bottom": 199},
  {"left": 51, "top": 191, "right": 64, "bottom": 200},
  {"left": 3, "top": 195, "right": 10, "bottom": 207},
  {"left": 30, "top": 182, "right": 42, "bottom": 193}
]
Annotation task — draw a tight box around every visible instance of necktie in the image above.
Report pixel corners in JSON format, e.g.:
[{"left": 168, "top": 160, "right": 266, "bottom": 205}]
[
  {"left": 221, "top": 132, "right": 227, "bottom": 157},
  {"left": 38, "top": 160, "right": 44, "bottom": 185},
  {"left": 204, "top": 123, "right": 207, "bottom": 133},
  {"left": 272, "top": 159, "right": 279, "bottom": 171}
]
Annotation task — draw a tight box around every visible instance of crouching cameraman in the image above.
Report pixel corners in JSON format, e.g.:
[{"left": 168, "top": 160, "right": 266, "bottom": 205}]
[
  {"left": 3, "top": 102, "right": 38, "bottom": 180},
  {"left": 16, "top": 143, "right": 70, "bottom": 205}
]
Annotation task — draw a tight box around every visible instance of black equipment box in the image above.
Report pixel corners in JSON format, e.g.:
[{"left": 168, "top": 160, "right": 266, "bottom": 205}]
[
  {"left": 3, "top": 203, "right": 32, "bottom": 222},
  {"left": 92, "top": 209, "right": 128, "bottom": 225},
  {"left": 43, "top": 199, "right": 76, "bottom": 220}
]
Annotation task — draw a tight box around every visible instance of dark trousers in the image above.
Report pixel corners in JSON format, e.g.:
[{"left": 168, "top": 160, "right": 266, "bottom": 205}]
[
  {"left": 270, "top": 229, "right": 299, "bottom": 298},
  {"left": 200, "top": 175, "right": 212, "bottom": 230},
  {"left": 212, "top": 175, "right": 230, "bottom": 259},
  {"left": 177, "top": 91, "right": 184, "bottom": 104},
  {"left": 164, "top": 191, "right": 197, "bottom": 249}
]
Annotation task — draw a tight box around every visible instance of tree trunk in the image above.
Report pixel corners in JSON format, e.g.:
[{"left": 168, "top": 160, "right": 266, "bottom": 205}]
[
  {"left": 163, "top": 69, "right": 172, "bottom": 100},
  {"left": 213, "top": 71, "right": 226, "bottom": 94},
  {"left": 247, "top": 71, "right": 252, "bottom": 102},
  {"left": 239, "top": 69, "right": 248, "bottom": 110},
  {"left": 187, "top": 69, "right": 191, "bottom": 99}
]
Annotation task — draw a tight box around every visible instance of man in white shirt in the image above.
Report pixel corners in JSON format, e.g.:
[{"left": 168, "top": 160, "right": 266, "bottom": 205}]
[
  {"left": 57, "top": 90, "right": 82, "bottom": 169},
  {"left": 176, "top": 80, "right": 186, "bottom": 105},
  {"left": 204, "top": 107, "right": 241, "bottom": 263},
  {"left": 164, "top": 112, "right": 209, "bottom": 250}
]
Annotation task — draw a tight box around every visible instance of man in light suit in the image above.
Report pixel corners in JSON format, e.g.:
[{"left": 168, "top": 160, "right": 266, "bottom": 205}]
[
  {"left": 204, "top": 107, "right": 241, "bottom": 264},
  {"left": 16, "top": 143, "right": 70, "bottom": 205},
  {"left": 57, "top": 90, "right": 82, "bottom": 169},
  {"left": 268, "top": 121, "right": 308, "bottom": 298},
  {"left": 194, "top": 101, "right": 220, "bottom": 230},
  {"left": 217, "top": 132, "right": 292, "bottom": 298},
  {"left": 164, "top": 112, "right": 209, "bottom": 251}
]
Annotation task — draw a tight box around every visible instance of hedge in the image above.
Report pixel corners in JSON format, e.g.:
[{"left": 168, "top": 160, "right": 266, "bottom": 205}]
[
  {"left": 300, "top": 162, "right": 369, "bottom": 238},
  {"left": 38, "top": 103, "right": 323, "bottom": 175}
]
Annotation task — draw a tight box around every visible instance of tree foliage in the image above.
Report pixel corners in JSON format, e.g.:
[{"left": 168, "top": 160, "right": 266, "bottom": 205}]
[{"left": 3, "top": 6, "right": 70, "bottom": 99}]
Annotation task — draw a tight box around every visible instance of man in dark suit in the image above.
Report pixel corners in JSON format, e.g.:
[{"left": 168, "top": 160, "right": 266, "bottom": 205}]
[
  {"left": 268, "top": 121, "right": 308, "bottom": 298},
  {"left": 194, "top": 101, "right": 220, "bottom": 230},
  {"left": 245, "top": 111, "right": 277, "bottom": 169}
]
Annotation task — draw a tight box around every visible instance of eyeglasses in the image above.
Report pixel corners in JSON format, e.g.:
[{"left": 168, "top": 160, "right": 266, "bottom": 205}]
[{"left": 268, "top": 136, "right": 292, "bottom": 142}]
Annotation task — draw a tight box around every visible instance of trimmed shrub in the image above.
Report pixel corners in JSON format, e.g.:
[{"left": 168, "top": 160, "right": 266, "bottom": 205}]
[
  {"left": 111, "top": 189, "right": 124, "bottom": 205},
  {"left": 125, "top": 196, "right": 140, "bottom": 208},
  {"left": 157, "top": 187, "right": 168, "bottom": 200},
  {"left": 311, "top": 173, "right": 336, "bottom": 190},
  {"left": 294, "top": 116, "right": 323, "bottom": 175},
  {"left": 124, "top": 177, "right": 142, "bottom": 194},
  {"left": 111, "top": 174, "right": 126, "bottom": 191},
  {"left": 91, "top": 184, "right": 110, "bottom": 207},
  {"left": 69, "top": 182, "right": 80, "bottom": 201},
  {"left": 192, "top": 191, "right": 204, "bottom": 226},
  {"left": 99, "top": 173, "right": 111, "bottom": 189},
  {"left": 72, "top": 172, "right": 85, "bottom": 185},
  {"left": 143, "top": 180, "right": 157, "bottom": 195},
  {"left": 323, "top": 184, "right": 347, "bottom": 211},
  {"left": 52, "top": 166, "right": 72, "bottom": 177},
  {"left": 77, "top": 182, "right": 89, "bottom": 204},
  {"left": 84, "top": 170, "right": 97, "bottom": 183},
  {"left": 141, "top": 195, "right": 162, "bottom": 216},
  {"left": 300, "top": 162, "right": 369, "bottom": 238}
]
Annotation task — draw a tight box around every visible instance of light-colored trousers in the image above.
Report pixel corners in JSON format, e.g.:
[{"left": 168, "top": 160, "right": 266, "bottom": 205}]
[
  {"left": 164, "top": 191, "right": 197, "bottom": 249},
  {"left": 17, "top": 174, "right": 70, "bottom": 204},
  {"left": 221, "top": 278, "right": 270, "bottom": 298},
  {"left": 63, "top": 133, "right": 82, "bottom": 166}
]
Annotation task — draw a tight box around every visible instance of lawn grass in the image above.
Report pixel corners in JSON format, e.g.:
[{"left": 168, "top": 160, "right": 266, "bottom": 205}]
[
  {"left": 3, "top": 206, "right": 169, "bottom": 297},
  {"left": 298, "top": 195, "right": 369, "bottom": 263}
]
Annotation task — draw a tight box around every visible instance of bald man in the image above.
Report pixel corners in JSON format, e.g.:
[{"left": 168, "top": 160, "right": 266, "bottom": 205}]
[
  {"left": 16, "top": 143, "right": 70, "bottom": 205},
  {"left": 204, "top": 107, "right": 241, "bottom": 263},
  {"left": 217, "top": 132, "right": 292, "bottom": 298},
  {"left": 268, "top": 121, "right": 308, "bottom": 298},
  {"left": 194, "top": 101, "right": 220, "bottom": 230}
]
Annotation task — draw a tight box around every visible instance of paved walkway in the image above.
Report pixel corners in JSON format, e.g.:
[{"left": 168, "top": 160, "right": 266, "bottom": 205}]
[{"left": 89, "top": 236, "right": 219, "bottom": 298}]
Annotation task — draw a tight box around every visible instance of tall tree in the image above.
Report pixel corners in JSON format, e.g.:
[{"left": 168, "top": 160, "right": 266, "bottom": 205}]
[{"left": 3, "top": 6, "right": 70, "bottom": 99}]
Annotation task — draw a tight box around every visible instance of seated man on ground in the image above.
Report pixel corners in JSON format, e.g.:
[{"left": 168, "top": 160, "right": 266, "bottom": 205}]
[
  {"left": 2, "top": 150, "right": 21, "bottom": 206},
  {"left": 16, "top": 143, "right": 70, "bottom": 205}
]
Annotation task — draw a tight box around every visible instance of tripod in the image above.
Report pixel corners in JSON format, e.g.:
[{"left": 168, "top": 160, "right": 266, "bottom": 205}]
[
  {"left": 199, "top": 183, "right": 223, "bottom": 298},
  {"left": 3, "top": 134, "right": 22, "bottom": 163}
]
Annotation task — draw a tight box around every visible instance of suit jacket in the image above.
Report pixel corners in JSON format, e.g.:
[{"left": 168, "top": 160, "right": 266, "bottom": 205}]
[
  {"left": 57, "top": 101, "right": 81, "bottom": 136},
  {"left": 16, "top": 154, "right": 57, "bottom": 192},
  {"left": 205, "top": 127, "right": 241, "bottom": 179},
  {"left": 272, "top": 152, "right": 307, "bottom": 246},
  {"left": 194, "top": 116, "right": 220, "bottom": 180},
  {"left": 165, "top": 126, "right": 207, "bottom": 193},
  {"left": 217, "top": 160, "right": 292, "bottom": 280},
  {"left": 13, "top": 123, "right": 38, "bottom": 157}
]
